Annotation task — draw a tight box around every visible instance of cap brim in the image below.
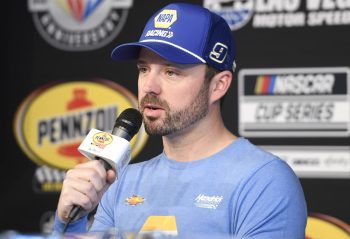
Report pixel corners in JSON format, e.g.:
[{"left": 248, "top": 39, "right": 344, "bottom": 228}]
[{"left": 111, "top": 41, "right": 206, "bottom": 64}]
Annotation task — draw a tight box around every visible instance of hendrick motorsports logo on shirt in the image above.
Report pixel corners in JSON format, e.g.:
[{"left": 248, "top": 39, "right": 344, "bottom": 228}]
[
  {"left": 195, "top": 194, "right": 224, "bottom": 209},
  {"left": 28, "top": 0, "right": 133, "bottom": 51},
  {"left": 204, "top": 0, "right": 350, "bottom": 30},
  {"left": 238, "top": 67, "right": 350, "bottom": 137}
]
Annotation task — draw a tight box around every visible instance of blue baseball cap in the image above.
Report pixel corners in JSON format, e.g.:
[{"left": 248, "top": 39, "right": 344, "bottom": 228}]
[{"left": 111, "top": 3, "right": 236, "bottom": 72}]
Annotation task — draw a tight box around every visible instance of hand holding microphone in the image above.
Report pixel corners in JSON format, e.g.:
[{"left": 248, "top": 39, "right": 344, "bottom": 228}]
[{"left": 56, "top": 108, "right": 142, "bottom": 232}]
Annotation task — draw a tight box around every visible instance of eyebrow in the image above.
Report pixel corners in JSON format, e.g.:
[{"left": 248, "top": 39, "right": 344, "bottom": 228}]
[{"left": 137, "top": 59, "right": 198, "bottom": 70}]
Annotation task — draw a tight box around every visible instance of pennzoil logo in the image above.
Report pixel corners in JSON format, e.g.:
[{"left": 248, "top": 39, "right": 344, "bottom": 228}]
[
  {"left": 154, "top": 9, "right": 177, "bottom": 28},
  {"left": 125, "top": 195, "right": 145, "bottom": 206},
  {"left": 28, "top": 0, "right": 133, "bottom": 51},
  {"left": 92, "top": 132, "right": 113, "bottom": 148},
  {"left": 14, "top": 79, "right": 148, "bottom": 170}
]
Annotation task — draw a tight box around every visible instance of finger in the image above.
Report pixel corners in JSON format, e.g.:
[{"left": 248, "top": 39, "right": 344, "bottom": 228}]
[
  {"left": 65, "top": 165, "right": 105, "bottom": 192},
  {"left": 75, "top": 160, "right": 107, "bottom": 179},
  {"left": 106, "top": 169, "right": 116, "bottom": 185},
  {"left": 62, "top": 179, "right": 99, "bottom": 210},
  {"left": 58, "top": 182, "right": 93, "bottom": 221}
]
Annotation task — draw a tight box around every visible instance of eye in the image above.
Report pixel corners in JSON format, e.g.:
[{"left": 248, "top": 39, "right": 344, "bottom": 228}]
[
  {"left": 137, "top": 66, "right": 148, "bottom": 74},
  {"left": 165, "top": 69, "right": 179, "bottom": 77}
]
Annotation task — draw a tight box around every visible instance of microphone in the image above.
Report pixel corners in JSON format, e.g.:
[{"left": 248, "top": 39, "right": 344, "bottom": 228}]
[
  {"left": 63, "top": 108, "right": 142, "bottom": 232},
  {"left": 78, "top": 108, "right": 143, "bottom": 173}
]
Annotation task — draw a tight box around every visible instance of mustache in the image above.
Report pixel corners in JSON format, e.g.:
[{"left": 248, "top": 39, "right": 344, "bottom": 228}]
[{"left": 140, "top": 94, "right": 170, "bottom": 111}]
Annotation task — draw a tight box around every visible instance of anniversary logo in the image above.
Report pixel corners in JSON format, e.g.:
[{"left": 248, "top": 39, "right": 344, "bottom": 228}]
[{"left": 28, "top": 0, "right": 133, "bottom": 51}]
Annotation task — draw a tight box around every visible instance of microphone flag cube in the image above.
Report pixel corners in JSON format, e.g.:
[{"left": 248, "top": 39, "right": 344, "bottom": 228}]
[{"left": 78, "top": 128, "right": 131, "bottom": 176}]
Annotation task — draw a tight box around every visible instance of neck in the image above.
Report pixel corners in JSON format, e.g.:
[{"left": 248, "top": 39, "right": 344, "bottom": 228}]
[{"left": 162, "top": 107, "right": 237, "bottom": 162}]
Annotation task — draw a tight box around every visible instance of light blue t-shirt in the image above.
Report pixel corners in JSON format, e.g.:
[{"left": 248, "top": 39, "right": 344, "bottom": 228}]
[{"left": 55, "top": 137, "right": 307, "bottom": 238}]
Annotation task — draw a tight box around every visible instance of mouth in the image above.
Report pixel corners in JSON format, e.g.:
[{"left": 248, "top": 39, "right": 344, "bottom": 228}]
[
  {"left": 142, "top": 103, "right": 165, "bottom": 118},
  {"left": 143, "top": 103, "right": 163, "bottom": 111}
]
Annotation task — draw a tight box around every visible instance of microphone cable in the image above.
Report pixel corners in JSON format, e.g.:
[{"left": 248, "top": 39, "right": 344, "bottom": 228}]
[{"left": 62, "top": 205, "right": 81, "bottom": 233}]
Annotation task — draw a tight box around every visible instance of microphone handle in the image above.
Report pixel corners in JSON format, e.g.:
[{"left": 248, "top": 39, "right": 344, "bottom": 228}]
[
  {"left": 67, "top": 205, "right": 81, "bottom": 222},
  {"left": 97, "top": 157, "right": 113, "bottom": 171}
]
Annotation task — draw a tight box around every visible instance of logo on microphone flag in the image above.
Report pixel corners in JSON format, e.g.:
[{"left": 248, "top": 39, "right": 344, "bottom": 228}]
[
  {"left": 14, "top": 79, "right": 148, "bottom": 171},
  {"left": 92, "top": 132, "right": 114, "bottom": 149}
]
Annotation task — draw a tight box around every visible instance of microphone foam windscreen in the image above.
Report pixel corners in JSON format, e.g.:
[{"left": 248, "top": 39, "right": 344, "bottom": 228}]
[{"left": 115, "top": 108, "right": 143, "bottom": 137}]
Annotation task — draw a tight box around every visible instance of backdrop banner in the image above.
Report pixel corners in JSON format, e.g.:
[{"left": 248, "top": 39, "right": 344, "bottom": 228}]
[{"left": 3, "top": 0, "right": 349, "bottom": 237}]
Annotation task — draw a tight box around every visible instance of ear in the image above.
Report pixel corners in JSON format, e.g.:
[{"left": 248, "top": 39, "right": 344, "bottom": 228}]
[{"left": 209, "top": 70, "right": 232, "bottom": 104}]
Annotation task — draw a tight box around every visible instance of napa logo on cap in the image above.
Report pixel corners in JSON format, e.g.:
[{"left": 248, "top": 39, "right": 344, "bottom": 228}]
[
  {"left": 13, "top": 79, "right": 148, "bottom": 170},
  {"left": 28, "top": 0, "right": 133, "bottom": 51},
  {"left": 154, "top": 9, "right": 177, "bottom": 28}
]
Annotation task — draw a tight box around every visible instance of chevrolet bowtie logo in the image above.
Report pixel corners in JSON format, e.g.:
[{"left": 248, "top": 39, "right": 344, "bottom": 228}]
[{"left": 125, "top": 195, "right": 145, "bottom": 205}]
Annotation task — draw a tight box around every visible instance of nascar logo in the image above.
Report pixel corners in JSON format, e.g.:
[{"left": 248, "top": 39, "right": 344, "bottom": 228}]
[
  {"left": 254, "top": 74, "right": 335, "bottom": 95},
  {"left": 238, "top": 67, "right": 350, "bottom": 137}
]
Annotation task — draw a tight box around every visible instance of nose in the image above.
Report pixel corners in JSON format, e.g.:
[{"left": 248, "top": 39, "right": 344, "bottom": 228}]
[{"left": 139, "top": 70, "right": 161, "bottom": 95}]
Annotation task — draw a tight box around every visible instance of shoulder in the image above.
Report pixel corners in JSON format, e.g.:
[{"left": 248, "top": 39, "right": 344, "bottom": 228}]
[
  {"left": 236, "top": 138, "right": 300, "bottom": 185},
  {"left": 229, "top": 140, "right": 307, "bottom": 237},
  {"left": 221, "top": 138, "right": 290, "bottom": 178}
]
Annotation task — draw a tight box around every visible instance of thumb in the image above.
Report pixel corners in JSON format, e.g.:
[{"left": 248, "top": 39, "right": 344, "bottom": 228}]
[
  {"left": 106, "top": 169, "right": 116, "bottom": 185},
  {"left": 98, "top": 169, "right": 116, "bottom": 200}
]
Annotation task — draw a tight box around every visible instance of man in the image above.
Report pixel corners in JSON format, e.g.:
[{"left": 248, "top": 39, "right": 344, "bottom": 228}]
[{"left": 54, "top": 3, "right": 307, "bottom": 238}]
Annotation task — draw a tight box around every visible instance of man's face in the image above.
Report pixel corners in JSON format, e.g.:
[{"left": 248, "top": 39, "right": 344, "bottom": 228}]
[{"left": 137, "top": 48, "right": 210, "bottom": 136}]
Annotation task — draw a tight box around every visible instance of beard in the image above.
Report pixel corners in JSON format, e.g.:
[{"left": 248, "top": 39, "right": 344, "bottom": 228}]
[{"left": 139, "top": 82, "right": 210, "bottom": 136}]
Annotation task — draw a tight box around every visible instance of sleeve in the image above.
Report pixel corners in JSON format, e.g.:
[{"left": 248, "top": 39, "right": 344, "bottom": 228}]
[
  {"left": 88, "top": 180, "right": 118, "bottom": 232},
  {"left": 232, "top": 159, "right": 307, "bottom": 239}
]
